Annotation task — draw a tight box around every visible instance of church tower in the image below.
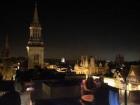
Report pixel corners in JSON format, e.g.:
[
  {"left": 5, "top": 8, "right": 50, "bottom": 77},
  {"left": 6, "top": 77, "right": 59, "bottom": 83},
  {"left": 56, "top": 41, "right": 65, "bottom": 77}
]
[
  {"left": 27, "top": 3, "right": 44, "bottom": 69},
  {"left": 1, "top": 34, "right": 10, "bottom": 59}
]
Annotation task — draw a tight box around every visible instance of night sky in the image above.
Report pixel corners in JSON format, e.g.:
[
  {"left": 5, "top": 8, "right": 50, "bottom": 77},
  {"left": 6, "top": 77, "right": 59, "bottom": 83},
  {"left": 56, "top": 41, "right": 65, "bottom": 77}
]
[{"left": 0, "top": 0, "right": 140, "bottom": 61}]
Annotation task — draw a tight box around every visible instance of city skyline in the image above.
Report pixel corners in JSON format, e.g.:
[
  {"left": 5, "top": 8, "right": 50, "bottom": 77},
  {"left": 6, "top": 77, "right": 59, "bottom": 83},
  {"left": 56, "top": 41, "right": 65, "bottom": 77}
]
[{"left": 0, "top": 0, "right": 140, "bottom": 61}]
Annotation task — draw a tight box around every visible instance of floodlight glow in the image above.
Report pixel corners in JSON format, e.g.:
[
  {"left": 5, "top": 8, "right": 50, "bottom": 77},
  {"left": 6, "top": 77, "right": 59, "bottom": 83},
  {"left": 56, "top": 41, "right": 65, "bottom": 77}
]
[{"left": 26, "top": 87, "right": 34, "bottom": 91}]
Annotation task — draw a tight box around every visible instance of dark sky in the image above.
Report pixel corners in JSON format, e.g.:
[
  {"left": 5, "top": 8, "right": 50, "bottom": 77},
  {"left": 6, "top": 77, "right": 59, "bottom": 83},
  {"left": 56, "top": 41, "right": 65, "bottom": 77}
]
[{"left": 0, "top": 0, "right": 140, "bottom": 61}]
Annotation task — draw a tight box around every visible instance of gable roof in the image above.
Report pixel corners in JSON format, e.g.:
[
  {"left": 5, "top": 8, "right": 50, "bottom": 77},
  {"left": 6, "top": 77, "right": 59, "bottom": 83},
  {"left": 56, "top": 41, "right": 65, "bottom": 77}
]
[{"left": 128, "top": 65, "right": 140, "bottom": 79}]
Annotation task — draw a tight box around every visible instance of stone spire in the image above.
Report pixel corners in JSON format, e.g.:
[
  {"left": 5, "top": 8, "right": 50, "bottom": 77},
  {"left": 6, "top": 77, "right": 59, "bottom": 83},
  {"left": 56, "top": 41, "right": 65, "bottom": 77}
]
[
  {"left": 5, "top": 34, "right": 9, "bottom": 49},
  {"left": 32, "top": 2, "right": 39, "bottom": 24},
  {"left": 27, "top": 2, "right": 44, "bottom": 69},
  {"left": 28, "top": 1, "right": 42, "bottom": 43}
]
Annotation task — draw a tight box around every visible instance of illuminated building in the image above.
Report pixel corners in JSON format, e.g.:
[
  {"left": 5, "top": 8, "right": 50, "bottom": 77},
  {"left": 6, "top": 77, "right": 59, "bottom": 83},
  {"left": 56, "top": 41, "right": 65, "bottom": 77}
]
[
  {"left": 26, "top": 4, "right": 44, "bottom": 69},
  {"left": 127, "top": 65, "right": 140, "bottom": 90},
  {"left": 118, "top": 65, "right": 140, "bottom": 105},
  {"left": 74, "top": 56, "right": 109, "bottom": 75},
  {"left": 0, "top": 35, "right": 17, "bottom": 80}
]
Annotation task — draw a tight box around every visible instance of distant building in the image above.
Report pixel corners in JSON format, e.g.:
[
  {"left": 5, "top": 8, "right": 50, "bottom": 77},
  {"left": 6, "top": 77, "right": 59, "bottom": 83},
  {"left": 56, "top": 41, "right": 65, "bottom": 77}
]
[
  {"left": 74, "top": 56, "right": 109, "bottom": 76},
  {"left": 1, "top": 35, "right": 10, "bottom": 59},
  {"left": 119, "top": 65, "right": 140, "bottom": 104},
  {"left": 115, "top": 54, "right": 124, "bottom": 64},
  {"left": 127, "top": 65, "right": 140, "bottom": 83},
  {"left": 44, "top": 58, "right": 74, "bottom": 73},
  {"left": 0, "top": 35, "right": 18, "bottom": 80},
  {"left": 26, "top": 4, "right": 44, "bottom": 69},
  {"left": 0, "top": 58, "right": 20, "bottom": 80}
]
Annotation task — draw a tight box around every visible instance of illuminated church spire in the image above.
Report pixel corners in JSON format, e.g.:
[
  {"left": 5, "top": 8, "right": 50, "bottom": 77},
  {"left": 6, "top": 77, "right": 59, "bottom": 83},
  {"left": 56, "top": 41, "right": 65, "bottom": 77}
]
[
  {"left": 27, "top": 2, "right": 44, "bottom": 69},
  {"left": 28, "top": 2, "right": 43, "bottom": 45}
]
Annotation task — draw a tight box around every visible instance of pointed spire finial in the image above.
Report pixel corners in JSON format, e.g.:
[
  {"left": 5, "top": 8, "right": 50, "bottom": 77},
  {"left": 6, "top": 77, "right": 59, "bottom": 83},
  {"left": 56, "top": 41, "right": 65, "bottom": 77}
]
[
  {"left": 33, "top": 1, "right": 39, "bottom": 24},
  {"left": 5, "top": 34, "right": 9, "bottom": 49}
]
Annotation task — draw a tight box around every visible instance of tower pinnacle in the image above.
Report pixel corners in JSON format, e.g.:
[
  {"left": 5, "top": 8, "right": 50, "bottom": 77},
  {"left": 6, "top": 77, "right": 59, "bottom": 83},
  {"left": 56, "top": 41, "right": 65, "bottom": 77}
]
[
  {"left": 5, "top": 34, "right": 9, "bottom": 49},
  {"left": 33, "top": 2, "right": 39, "bottom": 24}
]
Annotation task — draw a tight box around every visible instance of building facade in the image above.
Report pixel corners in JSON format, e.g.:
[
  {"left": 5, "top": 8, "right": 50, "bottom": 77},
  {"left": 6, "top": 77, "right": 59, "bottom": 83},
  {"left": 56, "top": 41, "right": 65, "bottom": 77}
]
[
  {"left": 27, "top": 4, "right": 44, "bottom": 69},
  {"left": 74, "top": 56, "right": 109, "bottom": 76}
]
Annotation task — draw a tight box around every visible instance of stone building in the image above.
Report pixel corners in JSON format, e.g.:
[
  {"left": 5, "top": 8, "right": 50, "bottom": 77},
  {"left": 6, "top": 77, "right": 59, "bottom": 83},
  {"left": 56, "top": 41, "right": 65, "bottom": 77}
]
[
  {"left": 26, "top": 4, "right": 44, "bottom": 69},
  {"left": 74, "top": 56, "right": 109, "bottom": 76}
]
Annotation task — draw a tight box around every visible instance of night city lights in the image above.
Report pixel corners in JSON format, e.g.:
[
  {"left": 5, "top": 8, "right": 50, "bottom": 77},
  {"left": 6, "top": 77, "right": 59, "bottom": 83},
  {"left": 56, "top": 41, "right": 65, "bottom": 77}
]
[{"left": 0, "top": 1, "right": 140, "bottom": 105}]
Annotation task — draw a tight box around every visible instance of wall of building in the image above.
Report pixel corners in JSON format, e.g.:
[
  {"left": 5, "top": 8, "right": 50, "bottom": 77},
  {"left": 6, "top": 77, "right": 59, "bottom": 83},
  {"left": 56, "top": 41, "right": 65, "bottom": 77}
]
[
  {"left": 27, "top": 46, "right": 44, "bottom": 69},
  {"left": 42, "top": 83, "right": 80, "bottom": 99}
]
